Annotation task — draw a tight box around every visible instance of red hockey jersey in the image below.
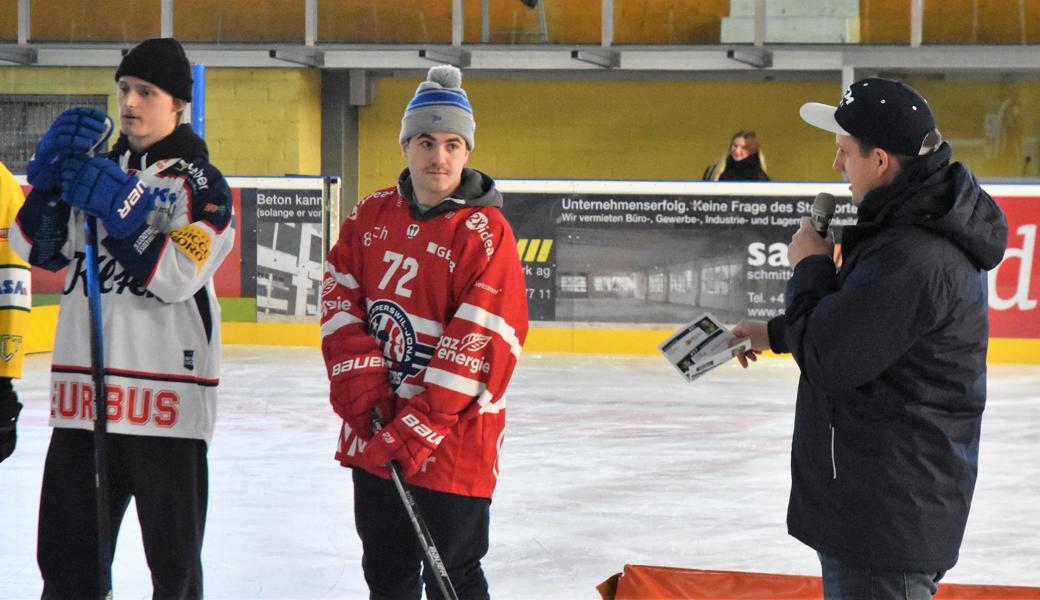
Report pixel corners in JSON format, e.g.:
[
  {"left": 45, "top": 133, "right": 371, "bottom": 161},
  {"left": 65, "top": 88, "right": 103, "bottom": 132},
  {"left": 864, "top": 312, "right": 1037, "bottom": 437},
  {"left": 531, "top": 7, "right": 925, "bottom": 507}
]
[{"left": 321, "top": 168, "right": 528, "bottom": 499}]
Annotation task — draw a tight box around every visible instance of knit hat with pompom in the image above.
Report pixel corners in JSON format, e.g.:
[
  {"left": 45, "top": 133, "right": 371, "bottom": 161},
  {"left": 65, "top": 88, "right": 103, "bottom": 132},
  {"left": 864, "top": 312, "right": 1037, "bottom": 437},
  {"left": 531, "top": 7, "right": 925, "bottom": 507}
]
[{"left": 399, "top": 65, "right": 475, "bottom": 149}]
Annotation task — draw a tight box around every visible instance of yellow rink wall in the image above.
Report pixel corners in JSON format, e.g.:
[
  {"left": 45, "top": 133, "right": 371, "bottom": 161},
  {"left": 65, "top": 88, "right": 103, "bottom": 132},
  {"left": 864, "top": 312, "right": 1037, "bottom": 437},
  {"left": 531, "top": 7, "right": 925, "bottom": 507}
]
[{"left": 27, "top": 312, "right": 1033, "bottom": 365}]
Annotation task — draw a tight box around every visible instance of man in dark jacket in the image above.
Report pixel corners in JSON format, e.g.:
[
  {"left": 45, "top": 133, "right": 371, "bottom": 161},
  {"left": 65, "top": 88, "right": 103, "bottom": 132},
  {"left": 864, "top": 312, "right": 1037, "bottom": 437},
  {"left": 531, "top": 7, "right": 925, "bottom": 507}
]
[{"left": 732, "top": 78, "right": 1008, "bottom": 600}]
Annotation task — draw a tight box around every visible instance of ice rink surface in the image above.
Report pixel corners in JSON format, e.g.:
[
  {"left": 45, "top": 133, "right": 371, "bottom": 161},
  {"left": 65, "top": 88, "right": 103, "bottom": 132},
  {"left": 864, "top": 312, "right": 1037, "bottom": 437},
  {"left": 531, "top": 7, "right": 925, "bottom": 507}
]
[{"left": 2, "top": 346, "right": 1038, "bottom": 599}]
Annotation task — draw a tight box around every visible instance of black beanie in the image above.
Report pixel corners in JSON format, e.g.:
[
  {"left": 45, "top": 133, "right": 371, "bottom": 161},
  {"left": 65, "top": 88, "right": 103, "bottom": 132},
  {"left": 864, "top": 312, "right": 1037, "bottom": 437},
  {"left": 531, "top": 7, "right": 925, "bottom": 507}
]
[{"left": 115, "top": 38, "right": 193, "bottom": 102}]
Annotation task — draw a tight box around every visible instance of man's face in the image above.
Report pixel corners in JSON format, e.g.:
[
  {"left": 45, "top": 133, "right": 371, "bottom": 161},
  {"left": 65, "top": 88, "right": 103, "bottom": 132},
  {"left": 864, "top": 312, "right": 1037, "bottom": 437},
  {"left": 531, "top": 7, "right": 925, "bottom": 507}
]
[
  {"left": 117, "top": 75, "right": 182, "bottom": 152},
  {"left": 401, "top": 132, "right": 470, "bottom": 207},
  {"left": 833, "top": 134, "right": 885, "bottom": 206},
  {"left": 729, "top": 137, "right": 750, "bottom": 161}
]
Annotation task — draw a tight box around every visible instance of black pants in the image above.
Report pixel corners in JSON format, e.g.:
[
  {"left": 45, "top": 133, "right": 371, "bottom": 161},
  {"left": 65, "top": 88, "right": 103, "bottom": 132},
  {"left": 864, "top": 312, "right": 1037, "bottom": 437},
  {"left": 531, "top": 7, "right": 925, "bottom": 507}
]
[
  {"left": 353, "top": 468, "right": 492, "bottom": 600},
  {"left": 38, "top": 428, "right": 208, "bottom": 600}
]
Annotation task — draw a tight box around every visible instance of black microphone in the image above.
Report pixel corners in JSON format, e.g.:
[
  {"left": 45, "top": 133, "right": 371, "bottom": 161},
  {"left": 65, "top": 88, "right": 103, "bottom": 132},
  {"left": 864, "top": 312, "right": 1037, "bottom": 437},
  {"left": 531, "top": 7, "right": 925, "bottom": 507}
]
[{"left": 810, "top": 192, "right": 837, "bottom": 237}]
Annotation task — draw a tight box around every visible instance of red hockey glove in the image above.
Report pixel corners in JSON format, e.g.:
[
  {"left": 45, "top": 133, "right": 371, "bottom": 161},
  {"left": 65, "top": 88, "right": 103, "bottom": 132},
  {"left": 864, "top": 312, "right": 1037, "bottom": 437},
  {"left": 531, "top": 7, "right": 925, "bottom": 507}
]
[
  {"left": 360, "top": 397, "right": 457, "bottom": 477},
  {"left": 330, "top": 371, "right": 395, "bottom": 440}
]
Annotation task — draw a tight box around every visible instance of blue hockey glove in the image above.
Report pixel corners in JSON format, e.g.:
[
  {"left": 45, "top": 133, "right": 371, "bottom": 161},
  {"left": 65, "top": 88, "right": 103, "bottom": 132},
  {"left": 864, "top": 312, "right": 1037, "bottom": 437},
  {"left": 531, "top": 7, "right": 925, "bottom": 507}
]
[
  {"left": 26, "top": 108, "right": 112, "bottom": 191},
  {"left": 61, "top": 155, "right": 156, "bottom": 239}
]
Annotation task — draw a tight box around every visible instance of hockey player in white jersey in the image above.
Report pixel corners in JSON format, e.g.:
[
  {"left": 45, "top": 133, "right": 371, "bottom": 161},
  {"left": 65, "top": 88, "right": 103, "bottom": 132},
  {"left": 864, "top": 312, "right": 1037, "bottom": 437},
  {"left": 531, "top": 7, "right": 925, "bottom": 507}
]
[{"left": 12, "top": 37, "right": 234, "bottom": 599}]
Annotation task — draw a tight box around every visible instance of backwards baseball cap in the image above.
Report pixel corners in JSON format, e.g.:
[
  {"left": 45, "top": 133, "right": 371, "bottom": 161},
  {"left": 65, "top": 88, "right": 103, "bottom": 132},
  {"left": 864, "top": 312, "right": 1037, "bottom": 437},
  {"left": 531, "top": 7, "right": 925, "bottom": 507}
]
[
  {"left": 800, "top": 77, "right": 942, "bottom": 156},
  {"left": 400, "top": 65, "right": 475, "bottom": 149},
  {"left": 115, "top": 37, "right": 193, "bottom": 102}
]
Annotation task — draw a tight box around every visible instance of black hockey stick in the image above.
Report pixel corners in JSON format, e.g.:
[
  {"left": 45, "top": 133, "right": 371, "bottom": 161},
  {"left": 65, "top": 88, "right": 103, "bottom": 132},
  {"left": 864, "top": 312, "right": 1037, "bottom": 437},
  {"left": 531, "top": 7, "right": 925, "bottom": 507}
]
[{"left": 372, "top": 410, "right": 459, "bottom": 600}]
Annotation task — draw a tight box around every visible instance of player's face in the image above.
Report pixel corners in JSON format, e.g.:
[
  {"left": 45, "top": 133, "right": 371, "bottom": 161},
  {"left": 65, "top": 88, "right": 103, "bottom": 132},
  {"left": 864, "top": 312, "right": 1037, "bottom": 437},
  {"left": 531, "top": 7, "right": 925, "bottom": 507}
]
[
  {"left": 833, "top": 133, "right": 885, "bottom": 206},
  {"left": 118, "top": 75, "right": 183, "bottom": 153},
  {"left": 402, "top": 132, "right": 470, "bottom": 207}
]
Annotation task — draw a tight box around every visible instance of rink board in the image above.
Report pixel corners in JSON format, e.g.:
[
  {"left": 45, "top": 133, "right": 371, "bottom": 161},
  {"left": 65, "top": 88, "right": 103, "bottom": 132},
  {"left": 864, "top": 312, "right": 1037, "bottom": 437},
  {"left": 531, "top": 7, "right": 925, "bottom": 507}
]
[{"left": 16, "top": 177, "right": 1040, "bottom": 363}]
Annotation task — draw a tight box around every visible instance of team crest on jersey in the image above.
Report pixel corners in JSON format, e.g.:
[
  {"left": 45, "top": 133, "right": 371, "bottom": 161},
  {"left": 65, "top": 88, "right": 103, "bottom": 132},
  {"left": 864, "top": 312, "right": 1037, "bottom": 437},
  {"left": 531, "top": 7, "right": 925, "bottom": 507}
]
[
  {"left": 367, "top": 300, "right": 434, "bottom": 389},
  {"left": 0, "top": 335, "right": 22, "bottom": 362},
  {"left": 406, "top": 224, "right": 420, "bottom": 239}
]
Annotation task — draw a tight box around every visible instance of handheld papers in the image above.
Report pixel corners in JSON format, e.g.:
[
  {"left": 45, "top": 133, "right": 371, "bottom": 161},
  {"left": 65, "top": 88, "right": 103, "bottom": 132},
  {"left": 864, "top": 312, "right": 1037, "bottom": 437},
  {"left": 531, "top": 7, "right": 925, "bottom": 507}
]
[{"left": 659, "top": 313, "right": 751, "bottom": 381}]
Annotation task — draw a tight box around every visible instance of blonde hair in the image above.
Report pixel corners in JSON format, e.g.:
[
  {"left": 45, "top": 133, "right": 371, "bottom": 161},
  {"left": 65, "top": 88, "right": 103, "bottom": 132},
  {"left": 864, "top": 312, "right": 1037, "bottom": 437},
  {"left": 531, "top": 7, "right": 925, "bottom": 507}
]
[{"left": 705, "top": 130, "right": 768, "bottom": 181}]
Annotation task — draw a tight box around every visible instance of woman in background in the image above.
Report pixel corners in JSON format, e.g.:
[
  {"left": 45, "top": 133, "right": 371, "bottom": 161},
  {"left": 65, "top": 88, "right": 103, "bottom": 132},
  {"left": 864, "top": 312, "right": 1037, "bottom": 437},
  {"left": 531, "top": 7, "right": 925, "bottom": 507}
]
[{"left": 703, "top": 130, "right": 770, "bottom": 181}]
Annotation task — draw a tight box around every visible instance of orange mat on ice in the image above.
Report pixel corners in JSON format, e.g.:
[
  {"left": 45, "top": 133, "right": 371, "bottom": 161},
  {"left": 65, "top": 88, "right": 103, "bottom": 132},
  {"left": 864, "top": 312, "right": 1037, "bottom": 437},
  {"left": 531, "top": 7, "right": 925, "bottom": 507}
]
[{"left": 598, "top": 565, "right": 1040, "bottom": 599}]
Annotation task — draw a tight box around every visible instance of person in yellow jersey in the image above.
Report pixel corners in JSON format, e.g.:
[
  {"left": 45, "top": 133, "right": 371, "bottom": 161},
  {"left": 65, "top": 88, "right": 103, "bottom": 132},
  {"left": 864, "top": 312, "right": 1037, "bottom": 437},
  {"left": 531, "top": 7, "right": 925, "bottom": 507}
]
[{"left": 0, "top": 160, "right": 31, "bottom": 464}]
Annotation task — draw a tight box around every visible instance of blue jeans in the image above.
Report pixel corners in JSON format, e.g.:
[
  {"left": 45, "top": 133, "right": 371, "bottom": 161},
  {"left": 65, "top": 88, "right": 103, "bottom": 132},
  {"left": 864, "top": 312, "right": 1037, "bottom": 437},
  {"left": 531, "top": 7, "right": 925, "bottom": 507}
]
[{"left": 819, "top": 553, "right": 946, "bottom": 600}]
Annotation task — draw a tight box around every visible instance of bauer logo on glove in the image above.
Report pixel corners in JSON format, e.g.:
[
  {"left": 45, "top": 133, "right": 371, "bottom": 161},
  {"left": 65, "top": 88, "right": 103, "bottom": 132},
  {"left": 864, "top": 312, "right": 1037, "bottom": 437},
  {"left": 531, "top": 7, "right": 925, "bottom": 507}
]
[
  {"left": 402, "top": 412, "right": 445, "bottom": 446},
  {"left": 118, "top": 182, "right": 147, "bottom": 219},
  {"left": 60, "top": 155, "right": 157, "bottom": 239}
]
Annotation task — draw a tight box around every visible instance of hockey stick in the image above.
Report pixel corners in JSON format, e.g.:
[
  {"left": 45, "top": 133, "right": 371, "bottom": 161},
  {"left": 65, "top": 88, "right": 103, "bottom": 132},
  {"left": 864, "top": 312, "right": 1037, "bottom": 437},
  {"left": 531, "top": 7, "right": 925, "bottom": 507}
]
[
  {"left": 81, "top": 117, "right": 115, "bottom": 600},
  {"left": 372, "top": 410, "right": 459, "bottom": 600},
  {"left": 84, "top": 214, "right": 113, "bottom": 600}
]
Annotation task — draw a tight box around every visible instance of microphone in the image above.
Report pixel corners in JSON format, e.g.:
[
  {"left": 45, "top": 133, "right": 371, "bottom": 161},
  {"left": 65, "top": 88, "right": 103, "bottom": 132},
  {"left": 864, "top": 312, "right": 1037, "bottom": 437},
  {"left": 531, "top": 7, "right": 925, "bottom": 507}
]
[{"left": 810, "top": 192, "right": 837, "bottom": 237}]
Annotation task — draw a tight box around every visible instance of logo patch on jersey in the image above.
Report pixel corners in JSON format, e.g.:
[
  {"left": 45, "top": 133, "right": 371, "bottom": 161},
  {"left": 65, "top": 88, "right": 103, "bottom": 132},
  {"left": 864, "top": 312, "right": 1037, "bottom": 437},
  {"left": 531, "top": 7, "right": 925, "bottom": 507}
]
[
  {"left": 321, "top": 275, "right": 337, "bottom": 299},
  {"left": 465, "top": 212, "right": 489, "bottom": 231},
  {"left": 169, "top": 223, "right": 212, "bottom": 271},
  {"left": 132, "top": 226, "right": 160, "bottom": 255},
  {"left": 0, "top": 228, "right": 8, "bottom": 241},
  {"left": 406, "top": 224, "right": 420, "bottom": 239},
  {"left": 183, "top": 350, "right": 195, "bottom": 371},
  {"left": 425, "top": 242, "right": 455, "bottom": 273},
  {"left": 465, "top": 211, "right": 496, "bottom": 258},
  {"left": 474, "top": 281, "right": 499, "bottom": 295},
  {"left": 459, "top": 332, "right": 493, "bottom": 351},
  {"left": 436, "top": 334, "right": 493, "bottom": 375},
  {"left": 362, "top": 225, "right": 388, "bottom": 248},
  {"left": 0, "top": 279, "right": 27, "bottom": 296},
  {"left": 322, "top": 298, "right": 352, "bottom": 319},
  {"left": 367, "top": 300, "right": 435, "bottom": 389},
  {"left": 0, "top": 335, "right": 22, "bottom": 362}
]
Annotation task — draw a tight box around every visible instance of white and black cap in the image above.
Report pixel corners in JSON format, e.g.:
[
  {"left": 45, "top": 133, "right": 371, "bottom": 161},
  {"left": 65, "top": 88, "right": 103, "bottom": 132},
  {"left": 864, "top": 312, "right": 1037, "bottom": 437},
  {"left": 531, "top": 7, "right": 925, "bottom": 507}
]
[{"left": 800, "top": 77, "right": 943, "bottom": 156}]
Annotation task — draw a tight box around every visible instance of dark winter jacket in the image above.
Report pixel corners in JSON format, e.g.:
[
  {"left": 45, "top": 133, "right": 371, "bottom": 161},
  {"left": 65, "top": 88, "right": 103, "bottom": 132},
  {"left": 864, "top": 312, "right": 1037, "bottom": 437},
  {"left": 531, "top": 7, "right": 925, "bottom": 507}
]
[
  {"left": 766, "top": 143, "right": 1008, "bottom": 572},
  {"left": 702, "top": 153, "right": 770, "bottom": 182}
]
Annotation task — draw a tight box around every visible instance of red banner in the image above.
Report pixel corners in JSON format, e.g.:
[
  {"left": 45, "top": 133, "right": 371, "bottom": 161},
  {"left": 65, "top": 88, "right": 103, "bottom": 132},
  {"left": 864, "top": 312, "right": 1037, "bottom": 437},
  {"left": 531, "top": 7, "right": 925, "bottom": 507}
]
[{"left": 989, "top": 196, "right": 1039, "bottom": 339}]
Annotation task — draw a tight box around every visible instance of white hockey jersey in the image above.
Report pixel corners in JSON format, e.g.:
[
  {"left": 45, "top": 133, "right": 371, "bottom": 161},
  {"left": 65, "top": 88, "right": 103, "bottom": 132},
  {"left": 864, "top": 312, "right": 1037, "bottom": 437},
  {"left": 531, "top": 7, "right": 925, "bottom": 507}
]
[{"left": 11, "top": 125, "right": 234, "bottom": 444}]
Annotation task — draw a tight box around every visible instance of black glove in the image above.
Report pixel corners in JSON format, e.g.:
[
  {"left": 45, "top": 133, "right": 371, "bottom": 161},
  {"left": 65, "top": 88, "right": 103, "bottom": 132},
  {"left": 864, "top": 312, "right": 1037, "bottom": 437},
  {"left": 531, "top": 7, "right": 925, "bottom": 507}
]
[{"left": 0, "top": 381, "right": 21, "bottom": 464}]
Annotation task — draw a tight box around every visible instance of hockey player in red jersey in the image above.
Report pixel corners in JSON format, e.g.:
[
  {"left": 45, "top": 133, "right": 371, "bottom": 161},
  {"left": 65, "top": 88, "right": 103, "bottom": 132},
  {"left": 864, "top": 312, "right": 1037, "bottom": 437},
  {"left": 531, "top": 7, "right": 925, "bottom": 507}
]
[{"left": 321, "top": 65, "right": 528, "bottom": 598}]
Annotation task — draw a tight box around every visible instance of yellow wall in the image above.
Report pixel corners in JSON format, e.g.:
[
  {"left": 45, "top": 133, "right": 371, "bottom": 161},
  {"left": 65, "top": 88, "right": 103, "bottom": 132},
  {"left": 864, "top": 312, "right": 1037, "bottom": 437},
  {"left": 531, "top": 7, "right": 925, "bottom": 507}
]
[
  {"left": 0, "top": 67, "right": 321, "bottom": 177},
  {"left": 3, "top": 1, "right": 1036, "bottom": 44},
  {"left": 3, "top": 67, "right": 1037, "bottom": 189},
  {"left": 0, "top": 0, "right": 16, "bottom": 41},
  {"left": 29, "top": 0, "right": 159, "bottom": 41},
  {"left": 203, "top": 69, "right": 322, "bottom": 176},
  {"left": 905, "top": 77, "right": 1040, "bottom": 178},
  {"left": 361, "top": 76, "right": 845, "bottom": 191},
  {"left": 861, "top": 0, "right": 1040, "bottom": 44},
  {"left": 359, "top": 74, "right": 1040, "bottom": 193},
  {"left": 176, "top": 0, "right": 303, "bottom": 42}
]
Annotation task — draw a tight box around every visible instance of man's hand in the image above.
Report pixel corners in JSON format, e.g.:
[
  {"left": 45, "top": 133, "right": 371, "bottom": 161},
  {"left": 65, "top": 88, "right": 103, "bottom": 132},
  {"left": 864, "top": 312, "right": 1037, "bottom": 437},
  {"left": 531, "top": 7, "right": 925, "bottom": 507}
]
[
  {"left": 360, "top": 396, "right": 457, "bottom": 477},
  {"left": 730, "top": 320, "right": 769, "bottom": 368},
  {"left": 60, "top": 155, "right": 155, "bottom": 239},
  {"left": 329, "top": 371, "right": 396, "bottom": 441},
  {"left": 788, "top": 217, "right": 834, "bottom": 268},
  {"left": 26, "top": 108, "right": 112, "bottom": 191}
]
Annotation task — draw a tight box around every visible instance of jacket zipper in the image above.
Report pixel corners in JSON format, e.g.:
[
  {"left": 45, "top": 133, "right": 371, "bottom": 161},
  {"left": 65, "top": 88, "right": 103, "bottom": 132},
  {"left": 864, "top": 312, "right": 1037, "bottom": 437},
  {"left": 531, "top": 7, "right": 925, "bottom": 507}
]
[{"left": 830, "top": 425, "right": 837, "bottom": 479}]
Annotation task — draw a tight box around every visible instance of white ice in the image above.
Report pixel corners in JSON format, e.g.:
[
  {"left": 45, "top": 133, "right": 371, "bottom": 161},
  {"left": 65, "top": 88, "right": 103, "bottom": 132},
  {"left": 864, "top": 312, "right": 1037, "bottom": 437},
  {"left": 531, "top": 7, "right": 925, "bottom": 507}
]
[{"left": 2, "top": 346, "right": 1038, "bottom": 599}]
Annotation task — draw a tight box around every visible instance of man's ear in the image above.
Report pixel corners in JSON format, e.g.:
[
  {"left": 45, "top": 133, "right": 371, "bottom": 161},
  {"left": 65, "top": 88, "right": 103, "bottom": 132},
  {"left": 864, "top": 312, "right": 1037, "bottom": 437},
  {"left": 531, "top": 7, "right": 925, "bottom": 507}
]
[
  {"left": 876, "top": 148, "right": 903, "bottom": 182},
  {"left": 400, "top": 141, "right": 409, "bottom": 159},
  {"left": 174, "top": 98, "right": 188, "bottom": 113}
]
